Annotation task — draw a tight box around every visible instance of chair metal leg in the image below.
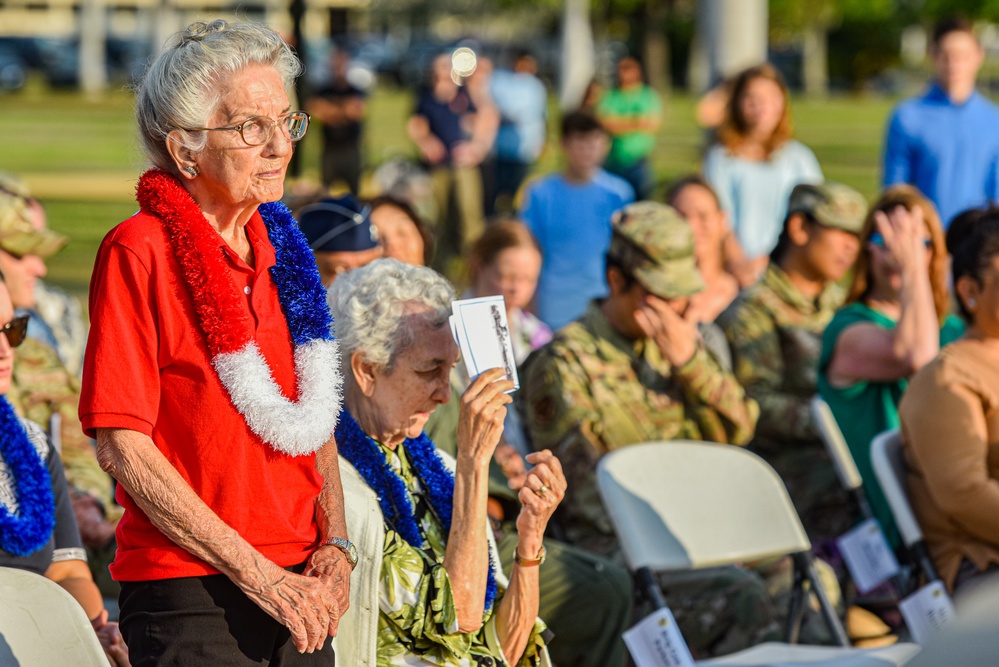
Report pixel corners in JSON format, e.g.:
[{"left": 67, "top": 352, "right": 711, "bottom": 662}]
[
  {"left": 636, "top": 566, "right": 668, "bottom": 611},
  {"left": 785, "top": 555, "right": 807, "bottom": 643},
  {"left": 794, "top": 552, "right": 851, "bottom": 647},
  {"left": 912, "top": 540, "right": 942, "bottom": 584}
]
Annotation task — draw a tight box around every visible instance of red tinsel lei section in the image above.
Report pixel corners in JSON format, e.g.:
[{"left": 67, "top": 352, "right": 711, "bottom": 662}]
[{"left": 135, "top": 169, "right": 252, "bottom": 355}]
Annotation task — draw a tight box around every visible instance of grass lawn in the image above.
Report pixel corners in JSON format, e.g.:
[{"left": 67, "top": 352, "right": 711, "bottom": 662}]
[{"left": 0, "top": 79, "right": 898, "bottom": 301}]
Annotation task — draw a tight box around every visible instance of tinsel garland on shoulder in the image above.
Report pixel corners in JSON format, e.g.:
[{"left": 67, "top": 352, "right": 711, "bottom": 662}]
[{"left": 336, "top": 409, "right": 499, "bottom": 612}]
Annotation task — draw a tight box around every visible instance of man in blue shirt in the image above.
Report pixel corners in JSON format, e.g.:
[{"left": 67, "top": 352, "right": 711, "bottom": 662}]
[
  {"left": 520, "top": 111, "right": 634, "bottom": 331},
  {"left": 883, "top": 17, "right": 999, "bottom": 226}
]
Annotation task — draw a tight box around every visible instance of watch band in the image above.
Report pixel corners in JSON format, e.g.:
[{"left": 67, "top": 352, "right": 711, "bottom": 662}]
[
  {"left": 514, "top": 545, "right": 546, "bottom": 567},
  {"left": 323, "top": 536, "right": 358, "bottom": 569}
]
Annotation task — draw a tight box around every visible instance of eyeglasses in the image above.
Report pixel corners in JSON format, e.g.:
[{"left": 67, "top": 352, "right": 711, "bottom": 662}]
[
  {"left": 182, "top": 111, "right": 310, "bottom": 146},
  {"left": 868, "top": 232, "right": 933, "bottom": 249},
  {"left": 0, "top": 315, "right": 29, "bottom": 348}
]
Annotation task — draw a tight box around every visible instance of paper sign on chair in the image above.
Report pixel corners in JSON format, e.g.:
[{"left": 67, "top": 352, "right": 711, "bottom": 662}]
[{"left": 623, "top": 607, "right": 696, "bottom": 667}]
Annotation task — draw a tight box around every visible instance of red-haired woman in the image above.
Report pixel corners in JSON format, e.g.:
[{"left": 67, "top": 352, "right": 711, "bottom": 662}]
[{"left": 703, "top": 64, "right": 823, "bottom": 279}]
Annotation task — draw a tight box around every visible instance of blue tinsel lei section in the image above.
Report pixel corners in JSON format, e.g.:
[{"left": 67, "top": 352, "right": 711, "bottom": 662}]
[
  {"left": 0, "top": 397, "right": 56, "bottom": 557},
  {"left": 260, "top": 201, "right": 335, "bottom": 346},
  {"left": 336, "top": 409, "right": 498, "bottom": 611}
]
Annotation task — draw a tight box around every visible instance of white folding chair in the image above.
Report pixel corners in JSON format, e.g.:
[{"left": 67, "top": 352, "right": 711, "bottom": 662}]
[
  {"left": 0, "top": 566, "right": 108, "bottom": 666},
  {"left": 811, "top": 397, "right": 873, "bottom": 520},
  {"left": 596, "top": 440, "right": 849, "bottom": 648},
  {"left": 870, "top": 430, "right": 941, "bottom": 584}
]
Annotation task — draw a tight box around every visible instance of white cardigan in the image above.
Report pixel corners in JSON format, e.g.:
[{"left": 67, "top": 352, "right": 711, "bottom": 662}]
[{"left": 333, "top": 453, "right": 551, "bottom": 667}]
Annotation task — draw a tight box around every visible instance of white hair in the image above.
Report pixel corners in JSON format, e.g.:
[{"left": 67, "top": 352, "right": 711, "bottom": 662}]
[
  {"left": 328, "top": 258, "right": 455, "bottom": 372},
  {"left": 135, "top": 19, "right": 303, "bottom": 172}
]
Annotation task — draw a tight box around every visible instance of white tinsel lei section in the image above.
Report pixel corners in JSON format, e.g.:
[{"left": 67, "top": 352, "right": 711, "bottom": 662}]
[{"left": 213, "top": 338, "right": 342, "bottom": 456}]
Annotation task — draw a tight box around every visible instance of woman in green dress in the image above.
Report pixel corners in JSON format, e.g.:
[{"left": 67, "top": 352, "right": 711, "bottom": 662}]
[
  {"left": 818, "top": 185, "right": 963, "bottom": 549},
  {"left": 329, "top": 258, "right": 563, "bottom": 666}
]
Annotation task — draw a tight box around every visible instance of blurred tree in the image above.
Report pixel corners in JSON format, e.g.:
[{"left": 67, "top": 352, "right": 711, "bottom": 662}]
[{"left": 770, "top": 0, "right": 895, "bottom": 95}]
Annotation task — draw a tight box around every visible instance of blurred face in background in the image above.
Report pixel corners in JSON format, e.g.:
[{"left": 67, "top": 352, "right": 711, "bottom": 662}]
[
  {"left": 670, "top": 184, "right": 727, "bottom": 265},
  {"left": 0, "top": 283, "right": 16, "bottom": 396},
  {"left": 796, "top": 218, "right": 861, "bottom": 284},
  {"left": 562, "top": 130, "right": 609, "bottom": 178},
  {"left": 474, "top": 246, "right": 542, "bottom": 314},
  {"left": 739, "top": 76, "right": 785, "bottom": 138},
  {"left": 932, "top": 30, "right": 983, "bottom": 96},
  {"left": 0, "top": 250, "right": 45, "bottom": 310},
  {"left": 371, "top": 203, "right": 426, "bottom": 267},
  {"left": 617, "top": 58, "right": 643, "bottom": 88}
]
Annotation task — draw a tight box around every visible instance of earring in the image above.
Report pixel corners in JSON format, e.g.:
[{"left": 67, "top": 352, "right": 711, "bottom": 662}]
[
  {"left": 183, "top": 165, "right": 200, "bottom": 177},
  {"left": 969, "top": 298, "right": 977, "bottom": 307}
]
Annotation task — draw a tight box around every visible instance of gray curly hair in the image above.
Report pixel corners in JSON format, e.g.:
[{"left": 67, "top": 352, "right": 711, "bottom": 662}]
[
  {"left": 328, "top": 258, "right": 455, "bottom": 373},
  {"left": 135, "top": 19, "right": 303, "bottom": 172}
]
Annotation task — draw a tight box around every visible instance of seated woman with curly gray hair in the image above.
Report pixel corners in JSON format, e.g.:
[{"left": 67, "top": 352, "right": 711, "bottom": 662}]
[{"left": 329, "top": 258, "right": 563, "bottom": 666}]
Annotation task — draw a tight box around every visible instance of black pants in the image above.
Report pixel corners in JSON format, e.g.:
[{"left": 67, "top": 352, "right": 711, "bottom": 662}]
[{"left": 119, "top": 564, "right": 335, "bottom": 666}]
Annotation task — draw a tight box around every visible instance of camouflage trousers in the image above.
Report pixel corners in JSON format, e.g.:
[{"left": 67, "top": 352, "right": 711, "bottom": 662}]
[{"left": 641, "top": 556, "right": 843, "bottom": 659}]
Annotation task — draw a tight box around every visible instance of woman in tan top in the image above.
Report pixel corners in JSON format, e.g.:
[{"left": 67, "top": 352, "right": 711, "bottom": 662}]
[{"left": 899, "top": 212, "right": 999, "bottom": 593}]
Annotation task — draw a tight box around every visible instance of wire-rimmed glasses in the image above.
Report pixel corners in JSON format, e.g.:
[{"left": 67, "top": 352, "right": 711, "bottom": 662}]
[{"left": 182, "top": 111, "right": 310, "bottom": 146}]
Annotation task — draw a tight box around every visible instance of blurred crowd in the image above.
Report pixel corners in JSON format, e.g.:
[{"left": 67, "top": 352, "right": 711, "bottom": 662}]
[{"left": 6, "top": 12, "right": 999, "bottom": 667}]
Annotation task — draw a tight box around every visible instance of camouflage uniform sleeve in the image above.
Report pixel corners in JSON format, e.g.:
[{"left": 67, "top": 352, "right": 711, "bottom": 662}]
[
  {"left": 517, "top": 346, "right": 618, "bottom": 555},
  {"left": 672, "top": 345, "right": 760, "bottom": 446},
  {"left": 720, "top": 302, "right": 815, "bottom": 443}
]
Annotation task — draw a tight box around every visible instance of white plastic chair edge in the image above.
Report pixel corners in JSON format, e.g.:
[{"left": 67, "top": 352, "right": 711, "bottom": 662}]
[
  {"left": 870, "top": 429, "right": 923, "bottom": 548},
  {"left": 811, "top": 396, "right": 863, "bottom": 491}
]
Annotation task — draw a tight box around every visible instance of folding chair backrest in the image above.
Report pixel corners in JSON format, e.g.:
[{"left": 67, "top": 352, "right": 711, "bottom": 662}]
[
  {"left": 811, "top": 396, "right": 863, "bottom": 492},
  {"left": 870, "top": 429, "right": 923, "bottom": 548},
  {"left": 596, "top": 440, "right": 811, "bottom": 572},
  {"left": 0, "top": 566, "right": 108, "bottom": 666}
]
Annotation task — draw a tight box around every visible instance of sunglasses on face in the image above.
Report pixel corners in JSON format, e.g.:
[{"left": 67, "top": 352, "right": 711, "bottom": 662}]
[
  {"left": 0, "top": 315, "right": 29, "bottom": 348},
  {"left": 868, "top": 232, "right": 933, "bottom": 249}
]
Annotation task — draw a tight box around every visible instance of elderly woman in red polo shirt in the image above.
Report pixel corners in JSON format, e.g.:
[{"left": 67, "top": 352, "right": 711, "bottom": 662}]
[{"left": 79, "top": 20, "right": 351, "bottom": 665}]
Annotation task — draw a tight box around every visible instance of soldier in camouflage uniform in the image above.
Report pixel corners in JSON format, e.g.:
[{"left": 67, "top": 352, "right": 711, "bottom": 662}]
[
  {"left": 518, "top": 202, "right": 784, "bottom": 657},
  {"left": 719, "top": 183, "right": 865, "bottom": 544},
  {"left": 0, "top": 176, "right": 119, "bottom": 594}
]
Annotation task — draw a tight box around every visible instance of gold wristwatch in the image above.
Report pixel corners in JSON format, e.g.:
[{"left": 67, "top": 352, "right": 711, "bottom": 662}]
[{"left": 514, "top": 545, "right": 546, "bottom": 567}]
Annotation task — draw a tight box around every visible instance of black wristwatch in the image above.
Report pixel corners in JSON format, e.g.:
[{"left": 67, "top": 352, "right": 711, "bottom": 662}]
[{"left": 323, "top": 537, "right": 358, "bottom": 569}]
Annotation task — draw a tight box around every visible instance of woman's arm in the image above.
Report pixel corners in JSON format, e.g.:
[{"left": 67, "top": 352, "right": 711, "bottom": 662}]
[
  {"left": 444, "top": 369, "right": 513, "bottom": 633},
  {"left": 496, "top": 450, "right": 565, "bottom": 663},
  {"left": 827, "top": 207, "right": 939, "bottom": 386},
  {"left": 96, "top": 428, "right": 336, "bottom": 653},
  {"left": 45, "top": 558, "right": 104, "bottom": 621}
]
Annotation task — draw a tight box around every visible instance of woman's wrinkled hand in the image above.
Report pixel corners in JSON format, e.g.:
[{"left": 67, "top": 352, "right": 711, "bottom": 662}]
[
  {"left": 456, "top": 368, "right": 514, "bottom": 464},
  {"left": 515, "top": 450, "right": 566, "bottom": 544},
  {"left": 91, "top": 610, "right": 129, "bottom": 666},
  {"left": 303, "top": 545, "right": 353, "bottom": 638},
  {"left": 238, "top": 559, "right": 341, "bottom": 654}
]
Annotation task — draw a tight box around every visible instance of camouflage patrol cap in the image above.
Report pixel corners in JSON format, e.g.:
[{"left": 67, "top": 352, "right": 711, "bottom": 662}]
[
  {"left": 787, "top": 182, "right": 867, "bottom": 234},
  {"left": 608, "top": 201, "right": 706, "bottom": 299},
  {"left": 0, "top": 173, "right": 67, "bottom": 260}
]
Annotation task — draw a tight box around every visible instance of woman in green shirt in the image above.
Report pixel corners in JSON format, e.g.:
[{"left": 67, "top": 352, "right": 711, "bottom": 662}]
[{"left": 819, "top": 185, "right": 963, "bottom": 549}]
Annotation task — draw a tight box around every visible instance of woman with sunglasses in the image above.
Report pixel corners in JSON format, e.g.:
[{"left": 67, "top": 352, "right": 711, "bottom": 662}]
[
  {"left": 0, "top": 286, "right": 128, "bottom": 665},
  {"left": 79, "top": 20, "right": 351, "bottom": 665},
  {"left": 819, "top": 185, "right": 963, "bottom": 550}
]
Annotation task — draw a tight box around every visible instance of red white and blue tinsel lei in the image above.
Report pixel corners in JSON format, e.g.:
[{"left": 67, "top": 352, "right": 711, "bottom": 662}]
[{"left": 136, "top": 169, "right": 342, "bottom": 457}]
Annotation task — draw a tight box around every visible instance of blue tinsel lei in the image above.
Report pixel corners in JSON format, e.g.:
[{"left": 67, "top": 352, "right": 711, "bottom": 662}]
[
  {"left": 336, "top": 409, "right": 498, "bottom": 612},
  {"left": 0, "top": 397, "right": 56, "bottom": 557},
  {"left": 259, "top": 201, "right": 335, "bottom": 345}
]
